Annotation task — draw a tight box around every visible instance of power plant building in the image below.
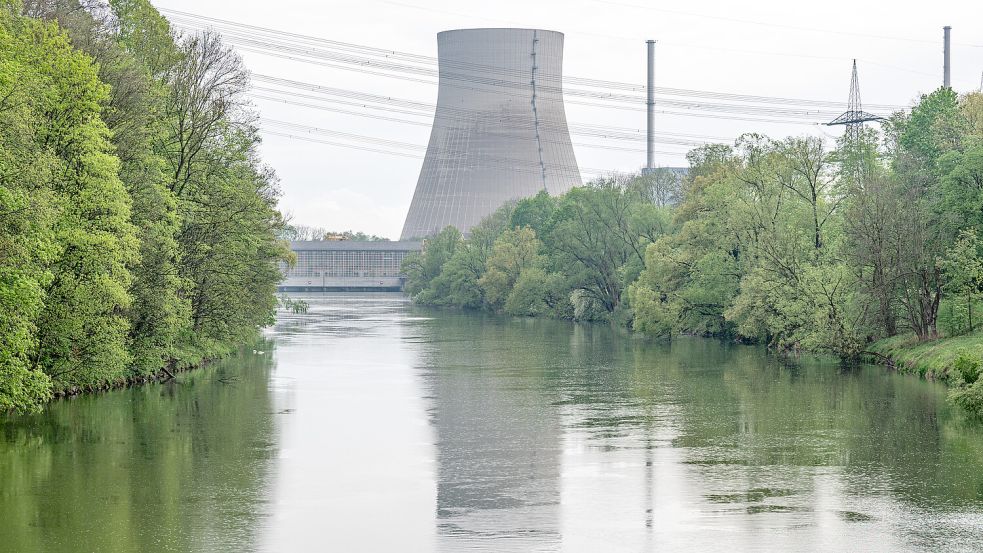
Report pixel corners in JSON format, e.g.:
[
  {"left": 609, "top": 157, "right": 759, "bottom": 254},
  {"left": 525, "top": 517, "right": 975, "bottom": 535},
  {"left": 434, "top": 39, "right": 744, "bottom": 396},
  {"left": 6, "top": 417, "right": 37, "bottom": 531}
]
[
  {"left": 400, "top": 28, "right": 582, "bottom": 240},
  {"left": 279, "top": 240, "right": 422, "bottom": 292}
]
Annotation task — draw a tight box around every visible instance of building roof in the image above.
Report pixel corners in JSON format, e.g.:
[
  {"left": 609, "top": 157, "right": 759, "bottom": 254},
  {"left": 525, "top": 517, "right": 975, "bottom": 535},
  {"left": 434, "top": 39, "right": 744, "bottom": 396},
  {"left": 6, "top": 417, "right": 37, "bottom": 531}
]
[{"left": 289, "top": 240, "right": 423, "bottom": 251}]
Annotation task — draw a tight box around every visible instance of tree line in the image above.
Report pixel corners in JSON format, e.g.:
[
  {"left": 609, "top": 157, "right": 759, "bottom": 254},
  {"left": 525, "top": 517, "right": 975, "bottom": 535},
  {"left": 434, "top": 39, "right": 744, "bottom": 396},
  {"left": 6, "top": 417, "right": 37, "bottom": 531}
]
[
  {"left": 1, "top": 0, "right": 289, "bottom": 412},
  {"left": 404, "top": 89, "right": 983, "bottom": 414},
  {"left": 280, "top": 225, "right": 389, "bottom": 242}
]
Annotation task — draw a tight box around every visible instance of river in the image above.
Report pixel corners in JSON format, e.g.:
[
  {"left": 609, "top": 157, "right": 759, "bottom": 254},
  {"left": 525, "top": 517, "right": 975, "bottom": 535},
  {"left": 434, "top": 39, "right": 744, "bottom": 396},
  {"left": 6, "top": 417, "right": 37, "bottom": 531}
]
[{"left": 1, "top": 293, "right": 982, "bottom": 552}]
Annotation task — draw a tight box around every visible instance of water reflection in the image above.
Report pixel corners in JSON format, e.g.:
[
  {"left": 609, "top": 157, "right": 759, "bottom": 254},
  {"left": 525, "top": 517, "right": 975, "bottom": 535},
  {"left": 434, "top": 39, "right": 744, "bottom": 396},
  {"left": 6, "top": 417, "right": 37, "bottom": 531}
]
[
  {"left": 413, "top": 314, "right": 563, "bottom": 551},
  {"left": 1, "top": 294, "right": 982, "bottom": 552},
  {"left": 259, "top": 294, "right": 436, "bottom": 552},
  {"left": 0, "top": 345, "right": 279, "bottom": 553},
  {"left": 412, "top": 308, "right": 983, "bottom": 552}
]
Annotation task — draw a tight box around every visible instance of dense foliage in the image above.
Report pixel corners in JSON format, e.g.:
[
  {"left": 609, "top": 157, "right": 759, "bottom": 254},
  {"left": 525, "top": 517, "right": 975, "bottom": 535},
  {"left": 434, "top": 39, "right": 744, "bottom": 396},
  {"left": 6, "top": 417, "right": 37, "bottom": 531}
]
[
  {"left": 404, "top": 173, "right": 673, "bottom": 321},
  {"left": 0, "top": 0, "right": 289, "bottom": 412},
  {"left": 405, "top": 93, "right": 983, "bottom": 414}
]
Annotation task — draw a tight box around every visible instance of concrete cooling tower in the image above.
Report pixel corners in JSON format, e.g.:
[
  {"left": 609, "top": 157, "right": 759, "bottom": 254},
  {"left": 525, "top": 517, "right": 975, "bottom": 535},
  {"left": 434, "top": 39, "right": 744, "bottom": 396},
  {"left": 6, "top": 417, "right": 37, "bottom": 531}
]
[{"left": 400, "top": 28, "right": 582, "bottom": 240}]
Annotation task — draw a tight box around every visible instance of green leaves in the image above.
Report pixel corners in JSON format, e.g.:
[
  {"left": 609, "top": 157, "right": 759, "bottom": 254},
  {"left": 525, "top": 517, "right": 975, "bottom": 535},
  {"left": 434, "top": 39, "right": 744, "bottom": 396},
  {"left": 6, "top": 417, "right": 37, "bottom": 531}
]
[
  {"left": 0, "top": 2, "right": 287, "bottom": 411},
  {"left": 407, "top": 177, "right": 673, "bottom": 321}
]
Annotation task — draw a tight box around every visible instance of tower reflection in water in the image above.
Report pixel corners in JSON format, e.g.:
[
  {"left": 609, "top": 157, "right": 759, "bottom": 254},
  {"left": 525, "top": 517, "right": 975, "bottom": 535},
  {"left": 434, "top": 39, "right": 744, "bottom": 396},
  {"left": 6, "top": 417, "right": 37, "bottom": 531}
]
[{"left": 416, "top": 314, "right": 563, "bottom": 552}]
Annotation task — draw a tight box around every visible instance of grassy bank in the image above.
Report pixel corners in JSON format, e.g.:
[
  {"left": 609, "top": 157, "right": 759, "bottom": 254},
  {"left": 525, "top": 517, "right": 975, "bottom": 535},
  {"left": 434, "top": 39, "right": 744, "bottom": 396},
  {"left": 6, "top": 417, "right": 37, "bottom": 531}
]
[{"left": 868, "top": 331, "right": 983, "bottom": 416}]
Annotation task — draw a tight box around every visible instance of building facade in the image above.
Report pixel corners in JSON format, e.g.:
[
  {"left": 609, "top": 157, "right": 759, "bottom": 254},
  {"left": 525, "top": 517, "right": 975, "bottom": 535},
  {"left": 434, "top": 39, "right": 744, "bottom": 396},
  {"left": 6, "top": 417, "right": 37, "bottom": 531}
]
[
  {"left": 279, "top": 241, "right": 422, "bottom": 292},
  {"left": 400, "top": 28, "right": 582, "bottom": 240}
]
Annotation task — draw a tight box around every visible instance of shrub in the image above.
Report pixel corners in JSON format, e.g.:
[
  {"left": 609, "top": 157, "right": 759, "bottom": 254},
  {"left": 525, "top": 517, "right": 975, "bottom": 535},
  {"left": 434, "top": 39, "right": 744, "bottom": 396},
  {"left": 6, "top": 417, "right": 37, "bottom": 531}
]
[
  {"left": 953, "top": 351, "right": 981, "bottom": 385},
  {"left": 950, "top": 380, "right": 983, "bottom": 417}
]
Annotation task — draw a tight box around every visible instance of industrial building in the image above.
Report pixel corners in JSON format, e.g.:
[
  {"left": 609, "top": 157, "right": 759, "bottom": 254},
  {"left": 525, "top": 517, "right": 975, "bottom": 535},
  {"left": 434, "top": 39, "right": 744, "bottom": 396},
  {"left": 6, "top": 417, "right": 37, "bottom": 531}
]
[
  {"left": 279, "top": 241, "right": 422, "bottom": 292},
  {"left": 400, "top": 28, "right": 582, "bottom": 240}
]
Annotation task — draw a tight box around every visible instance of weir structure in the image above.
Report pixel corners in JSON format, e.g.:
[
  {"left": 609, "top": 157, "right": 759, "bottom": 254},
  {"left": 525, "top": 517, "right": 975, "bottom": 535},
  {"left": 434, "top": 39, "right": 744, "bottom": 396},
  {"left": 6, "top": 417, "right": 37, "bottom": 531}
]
[
  {"left": 400, "top": 28, "right": 582, "bottom": 240},
  {"left": 278, "top": 240, "right": 422, "bottom": 292}
]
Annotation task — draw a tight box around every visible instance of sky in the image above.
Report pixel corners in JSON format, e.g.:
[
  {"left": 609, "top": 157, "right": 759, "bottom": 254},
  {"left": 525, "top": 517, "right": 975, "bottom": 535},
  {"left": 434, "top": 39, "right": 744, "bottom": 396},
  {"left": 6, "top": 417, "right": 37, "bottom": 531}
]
[{"left": 151, "top": 0, "right": 983, "bottom": 239}]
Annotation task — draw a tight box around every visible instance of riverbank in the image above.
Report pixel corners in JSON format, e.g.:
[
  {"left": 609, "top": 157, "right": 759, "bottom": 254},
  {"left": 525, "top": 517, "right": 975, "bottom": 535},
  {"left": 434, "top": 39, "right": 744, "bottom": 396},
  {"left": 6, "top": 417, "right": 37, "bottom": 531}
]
[
  {"left": 49, "top": 356, "right": 220, "bottom": 400},
  {"left": 868, "top": 331, "right": 983, "bottom": 416},
  {"left": 45, "top": 337, "right": 261, "bottom": 402}
]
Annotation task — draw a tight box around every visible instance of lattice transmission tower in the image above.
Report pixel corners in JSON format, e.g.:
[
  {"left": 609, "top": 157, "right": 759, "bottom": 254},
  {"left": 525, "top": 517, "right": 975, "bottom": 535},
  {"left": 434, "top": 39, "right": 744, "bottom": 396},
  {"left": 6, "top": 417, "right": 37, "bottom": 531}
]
[
  {"left": 826, "top": 60, "right": 883, "bottom": 181},
  {"left": 827, "top": 60, "right": 883, "bottom": 142}
]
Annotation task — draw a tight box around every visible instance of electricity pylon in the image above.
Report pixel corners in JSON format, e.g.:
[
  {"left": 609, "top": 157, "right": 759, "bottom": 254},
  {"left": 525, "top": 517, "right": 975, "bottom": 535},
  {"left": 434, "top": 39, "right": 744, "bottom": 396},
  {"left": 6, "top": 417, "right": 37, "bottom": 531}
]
[{"left": 826, "top": 60, "right": 883, "bottom": 182}]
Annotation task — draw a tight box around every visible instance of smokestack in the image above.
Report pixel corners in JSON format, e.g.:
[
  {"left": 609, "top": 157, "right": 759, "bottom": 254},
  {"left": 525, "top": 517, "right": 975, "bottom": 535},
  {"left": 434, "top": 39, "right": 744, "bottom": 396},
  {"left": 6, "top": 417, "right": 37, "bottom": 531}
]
[
  {"left": 944, "top": 26, "right": 951, "bottom": 88},
  {"left": 646, "top": 40, "right": 655, "bottom": 171}
]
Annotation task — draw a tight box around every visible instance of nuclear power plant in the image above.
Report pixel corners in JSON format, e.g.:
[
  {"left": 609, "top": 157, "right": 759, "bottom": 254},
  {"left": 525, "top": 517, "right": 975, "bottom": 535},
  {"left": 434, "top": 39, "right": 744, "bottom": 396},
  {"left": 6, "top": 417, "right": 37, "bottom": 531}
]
[{"left": 400, "top": 28, "right": 582, "bottom": 240}]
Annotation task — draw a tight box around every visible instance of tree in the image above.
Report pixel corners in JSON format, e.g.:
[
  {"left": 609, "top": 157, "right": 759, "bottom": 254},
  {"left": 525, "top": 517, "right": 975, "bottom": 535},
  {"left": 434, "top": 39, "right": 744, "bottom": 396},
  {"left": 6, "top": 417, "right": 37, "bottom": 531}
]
[
  {"left": 542, "top": 179, "right": 668, "bottom": 315},
  {"left": 843, "top": 174, "right": 902, "bottom": 337},
  {"left": 402, "top": 226, "right": 461, "bottom": 299},
  {"left": 0, "top": 1, "right": 290, "bottom": 410},
  {"left": 280, "top": 225, "right": 390, "bottom": 241},
  {"left": 940, "top": 230, "right": 983, "bottom": 335},
  {"left": 882, "top": 89, "right": 966, "bottom": 340},
  {"left": 504, "top": 267, "right": 569, "bottom": 317},
  {"left": 0, "top": 8, "right": 58, "bottom": 409},
  {"left": 479, "top": 227, "right": 543, "bottom": 309},
  {"left": 628, "top": 147, "right": 743, "bottom": 337},
  {"left": 176, "top": 123, "right": 289, "bottom": 349},
  {"left": 162, "top": 30, "right": 249, "bottom": 196},
  {"left": 773, "top": 136, "right": 839, "bottom": 251},
  {"left": 633, "top": 167, "right": 680, "bottom": 207},
  {"left": 0, "top": 9, "right": 138, "bottom": 389},
  {"left": 61, "top": 0, "right": 189, "bottom": 373},
  {"left": 938, "top": 144, "right": 983, "bottom": 237},
  {"left": 509, "top": 191, "right": 555, "bottom": 237}
]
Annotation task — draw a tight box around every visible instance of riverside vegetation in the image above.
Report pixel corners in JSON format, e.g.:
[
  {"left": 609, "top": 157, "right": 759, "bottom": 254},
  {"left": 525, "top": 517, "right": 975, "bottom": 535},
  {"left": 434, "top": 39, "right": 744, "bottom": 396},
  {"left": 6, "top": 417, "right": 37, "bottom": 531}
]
[
  {"left": 404, "top": 88, "right": 983, "bottom": 417},
  {"left": 0, "top": 0, "right": 289, "bottom": 412}
]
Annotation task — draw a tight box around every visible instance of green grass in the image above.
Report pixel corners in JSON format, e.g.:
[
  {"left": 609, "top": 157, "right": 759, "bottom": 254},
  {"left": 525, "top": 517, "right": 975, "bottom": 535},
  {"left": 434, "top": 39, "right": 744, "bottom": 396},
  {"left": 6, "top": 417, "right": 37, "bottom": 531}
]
[
  {"left": 868, "top": 329, "right": 983, "bottom": 383},
  {"left": 868, "top": 330, "right": 983, "bottom": 417}
]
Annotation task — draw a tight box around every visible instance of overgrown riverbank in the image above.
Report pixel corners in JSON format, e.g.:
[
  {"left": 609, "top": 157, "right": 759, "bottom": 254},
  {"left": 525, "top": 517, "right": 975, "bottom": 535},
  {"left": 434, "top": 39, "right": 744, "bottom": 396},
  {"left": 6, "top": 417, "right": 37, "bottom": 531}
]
[
  {"left": 1, "top": 1, "right": 289, "bottom": 413},
  {"left": 48, "top": 348, "right": 228, "bottom": 399},
  {"left": 404, "top": 87, "right": 983, "bottom": 418},
  {"left": 868, "top": 331, "right": 983, "bottom": 416}
]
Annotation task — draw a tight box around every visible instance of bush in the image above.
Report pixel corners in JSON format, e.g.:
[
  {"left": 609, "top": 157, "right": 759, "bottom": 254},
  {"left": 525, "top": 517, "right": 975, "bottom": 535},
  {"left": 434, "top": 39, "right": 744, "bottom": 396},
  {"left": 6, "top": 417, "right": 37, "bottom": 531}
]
[
  {"left": 953, "top": 351, "right": 981, "bottom": 385},
  {"left": 950, "top": 380, "right": 983, "bottom": 417}
]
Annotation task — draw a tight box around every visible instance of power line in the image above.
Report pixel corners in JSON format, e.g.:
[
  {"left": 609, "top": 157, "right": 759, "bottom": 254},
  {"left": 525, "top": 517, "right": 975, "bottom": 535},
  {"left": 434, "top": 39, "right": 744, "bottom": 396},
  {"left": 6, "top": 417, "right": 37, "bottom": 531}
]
[
  {"left": 250, "top": 73, "right": 833, "bottom": 128},
  {"left": 259, "top": 111, "right": 696, "bottom": 153},
  {"left": 221, "top": 37, "right": 881, "bottom": 118},
  {"left": 591, "top": 0, "right": 983, "bottom": 48},
  {"left": 158, "top": 7, "right": 921, "bottom": 176},
  {"left": 250, "top": 87, "right": 742, "bottom": 141},
  {"left": 161, "top": 9, "right": 908, "bottom": 112},
  {"left": 352, "top": 0, "right": 966, "bottom": 65},
  {"left": 258, "top": 128, "right": 654, "bottom": 176},
  {"left": 248, "top": 89, "right": 730, "bottom": 145},
  {"left": 258, "top": 122, "right": 625, "bottom": 175}
]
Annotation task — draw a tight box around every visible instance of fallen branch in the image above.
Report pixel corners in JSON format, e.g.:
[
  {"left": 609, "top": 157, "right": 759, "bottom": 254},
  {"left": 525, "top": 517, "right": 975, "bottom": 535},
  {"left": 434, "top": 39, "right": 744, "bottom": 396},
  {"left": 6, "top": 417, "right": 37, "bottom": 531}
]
[{"left": 861, "top": 350, "right": 896, "bottom": 369}]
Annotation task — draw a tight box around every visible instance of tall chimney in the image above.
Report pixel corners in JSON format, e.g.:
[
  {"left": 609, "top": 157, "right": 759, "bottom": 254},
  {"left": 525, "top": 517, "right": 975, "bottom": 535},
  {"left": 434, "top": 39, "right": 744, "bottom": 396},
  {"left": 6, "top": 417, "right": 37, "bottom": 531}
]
[
  {"left": 646, "top": 40, "right": 655, "bottom": 171},
  {"left": 944, "top": 26, "right": 951, "bottom": 88}
]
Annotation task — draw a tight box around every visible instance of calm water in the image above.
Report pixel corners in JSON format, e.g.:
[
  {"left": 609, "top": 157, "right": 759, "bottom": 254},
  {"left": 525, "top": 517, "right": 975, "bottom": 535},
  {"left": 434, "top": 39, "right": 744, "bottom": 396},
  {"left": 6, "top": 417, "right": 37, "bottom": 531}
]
[{"left": 2, "top": 294, "right": 983, "bottom": 552}]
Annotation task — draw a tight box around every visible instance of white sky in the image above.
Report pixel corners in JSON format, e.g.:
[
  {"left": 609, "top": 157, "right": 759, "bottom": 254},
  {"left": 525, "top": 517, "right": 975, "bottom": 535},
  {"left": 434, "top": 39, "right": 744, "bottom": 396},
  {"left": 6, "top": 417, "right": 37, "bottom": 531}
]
[{"left": 152, "top": 0, "right": 983, "bottom": 239}]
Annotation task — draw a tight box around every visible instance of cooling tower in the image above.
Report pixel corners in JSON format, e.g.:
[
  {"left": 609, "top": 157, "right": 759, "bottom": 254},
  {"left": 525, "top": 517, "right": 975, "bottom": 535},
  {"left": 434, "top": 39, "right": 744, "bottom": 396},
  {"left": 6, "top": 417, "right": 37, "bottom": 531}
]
[{"left": 400, "top": 28, "right": 582, "bottom": 240}]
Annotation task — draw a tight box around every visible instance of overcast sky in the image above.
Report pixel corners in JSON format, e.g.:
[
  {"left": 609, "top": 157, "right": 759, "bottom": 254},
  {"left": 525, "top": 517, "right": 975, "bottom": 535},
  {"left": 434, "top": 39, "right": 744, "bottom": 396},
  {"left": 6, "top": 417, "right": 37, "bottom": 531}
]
[{"left": 152, "top": 0, "right": 983, "bottom": 239}]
